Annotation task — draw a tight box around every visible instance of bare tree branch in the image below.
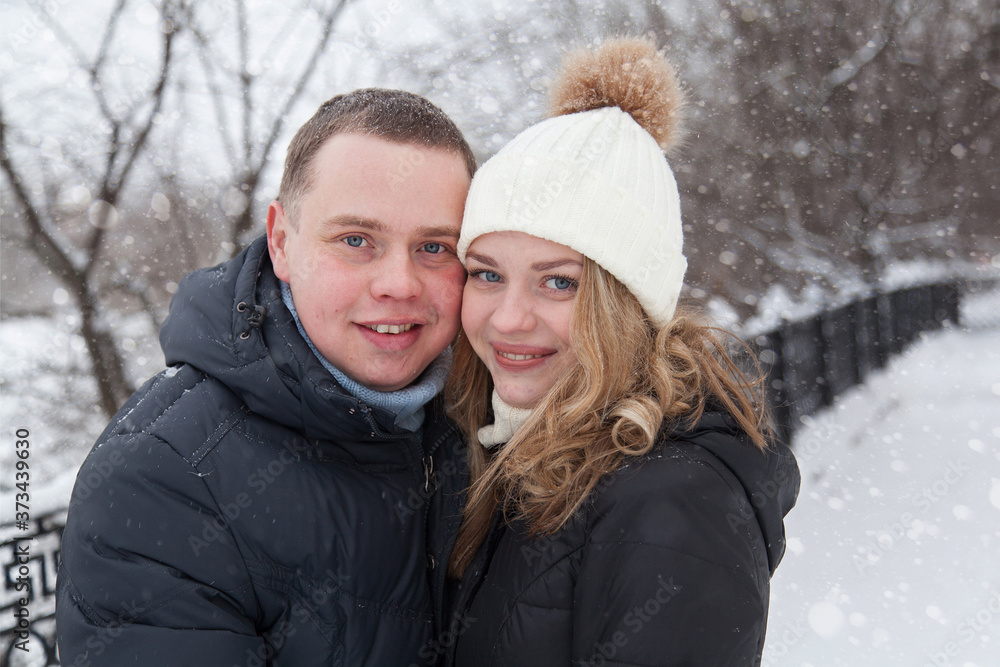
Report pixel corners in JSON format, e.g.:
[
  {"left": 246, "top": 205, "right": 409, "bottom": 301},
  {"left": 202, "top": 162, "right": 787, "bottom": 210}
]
[
  {"left": 2, "top": 0, "right": 187, "bottom": 416},
  {"left": 0, "top": 109, "right": 80, "bottom": 283},
  {"left": 188, "top": 23, "right": 239, "bottom": 166},
  {"left": 227, "top": 0, "right": 357, "bottom": 247},
  {"left": 92, "top": 0, "right": 130, "bottom": 76}
]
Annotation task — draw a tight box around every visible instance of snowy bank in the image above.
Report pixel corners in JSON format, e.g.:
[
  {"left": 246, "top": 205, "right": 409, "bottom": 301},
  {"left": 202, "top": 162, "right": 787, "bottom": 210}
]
[{"left": 764, "top": 326, "right": 1000, "bottom": 666}]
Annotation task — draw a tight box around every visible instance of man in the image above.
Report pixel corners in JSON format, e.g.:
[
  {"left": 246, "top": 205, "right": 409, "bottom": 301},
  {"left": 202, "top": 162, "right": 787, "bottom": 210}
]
[{"left": 56, "top": 89, "right": 476, "bottom": 666}]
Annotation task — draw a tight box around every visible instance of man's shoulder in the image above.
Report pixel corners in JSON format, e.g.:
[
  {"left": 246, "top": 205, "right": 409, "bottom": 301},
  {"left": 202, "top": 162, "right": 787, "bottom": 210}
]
[{"left": 98, "top": 363, "right": 249, "bottom": 464}]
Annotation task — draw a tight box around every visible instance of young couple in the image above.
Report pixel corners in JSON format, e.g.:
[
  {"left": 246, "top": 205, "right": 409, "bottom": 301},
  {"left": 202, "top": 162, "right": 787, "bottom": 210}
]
[{"left": 57, "top": 38, "right": 799, "bottom": 665}]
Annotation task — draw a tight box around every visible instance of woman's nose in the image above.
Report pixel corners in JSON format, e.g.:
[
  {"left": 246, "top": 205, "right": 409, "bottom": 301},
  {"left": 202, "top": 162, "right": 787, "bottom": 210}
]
[{"left": 489, "top": 288, "right": 536, "bottom": 334}]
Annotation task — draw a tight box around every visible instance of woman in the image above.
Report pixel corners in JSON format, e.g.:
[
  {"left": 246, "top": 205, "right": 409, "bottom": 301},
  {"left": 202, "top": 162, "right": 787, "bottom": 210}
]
[{"left": 443, "top": 38, "right": 800, "bottom": 665}]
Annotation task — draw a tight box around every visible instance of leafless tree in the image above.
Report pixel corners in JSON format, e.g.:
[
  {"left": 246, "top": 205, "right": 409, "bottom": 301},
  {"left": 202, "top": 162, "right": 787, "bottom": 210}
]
[
  {"left": 1, "top": 0, "right": 358, "bottom": 417},
  {"left": 1, "top": 0, "right": 185, "bottom": 416},
  {"left": 646, "top": 0, "right": 999, "bottom": 304},
  {"left": 184, "top": 0, "right": 356, "bottom": 256}
]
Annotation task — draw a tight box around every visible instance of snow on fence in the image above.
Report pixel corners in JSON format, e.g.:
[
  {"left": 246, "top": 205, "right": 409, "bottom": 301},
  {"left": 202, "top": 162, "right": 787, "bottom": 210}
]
[
  {"left": 753, "top": 282, "right": 965, "bottom": 445},
  {"left": 0, "top": 279, "right": 992, "bottom": 664}
]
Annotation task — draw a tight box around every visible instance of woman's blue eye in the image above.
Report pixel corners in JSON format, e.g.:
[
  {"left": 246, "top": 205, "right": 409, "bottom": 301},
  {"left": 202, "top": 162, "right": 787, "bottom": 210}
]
[
  {"left": 545, "top": 276, "right": 576, "bottom": 290},
  {"left": 473, "top": 270, "right": 501, "bottom": 283},
  {"left": 424, "top": 242, "right": 443, "bottom": 254},
  {"left": 344, "top": 236, "right": 366, "bottom": 247}
]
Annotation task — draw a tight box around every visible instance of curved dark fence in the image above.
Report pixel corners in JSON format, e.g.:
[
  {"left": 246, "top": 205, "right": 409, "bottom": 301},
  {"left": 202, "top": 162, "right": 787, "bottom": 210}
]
[
  {"left": 0, "top": 280, "right": 983, "bottom": 664},
  {"left": 1, "top": 511, "right": 63, "bottom": 666},
  {"left": 753, "top": 283, "right": 962, "bottom": 445}
]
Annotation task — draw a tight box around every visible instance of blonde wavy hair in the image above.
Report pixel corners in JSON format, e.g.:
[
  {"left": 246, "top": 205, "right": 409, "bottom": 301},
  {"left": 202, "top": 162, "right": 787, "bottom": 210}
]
[{"left": 446, "top": 258, "right": 772, "bottom": 578}]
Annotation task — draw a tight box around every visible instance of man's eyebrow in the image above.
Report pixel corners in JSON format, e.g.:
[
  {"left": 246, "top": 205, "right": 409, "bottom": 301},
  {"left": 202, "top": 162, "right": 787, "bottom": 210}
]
[
  {"left": 319, "top": 217, "right": 458, "bottom": 240},
  {"left": 419, "top": 225, "right": 461, "bottom": 239},
  {"left": 321, "top": 215, "right": 386, "bottom": 232}
]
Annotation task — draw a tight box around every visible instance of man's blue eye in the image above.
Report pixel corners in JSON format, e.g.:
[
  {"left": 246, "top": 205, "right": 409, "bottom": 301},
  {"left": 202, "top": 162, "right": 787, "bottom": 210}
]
[
  {"left": 424, "top": 243, "right": 443, "bottom": 254},
  {"left": 345, "top": 236, "right": 365, "bottom": 247}
]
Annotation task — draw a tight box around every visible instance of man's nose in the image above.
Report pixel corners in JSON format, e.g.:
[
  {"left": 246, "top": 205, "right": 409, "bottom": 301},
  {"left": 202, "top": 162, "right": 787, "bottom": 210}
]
[{"left": 370, "top": 248, "right": 422, "bottom": 300}]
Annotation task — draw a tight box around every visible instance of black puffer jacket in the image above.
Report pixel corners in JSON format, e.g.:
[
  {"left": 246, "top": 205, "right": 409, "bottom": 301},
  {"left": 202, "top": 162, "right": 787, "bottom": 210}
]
[
  {"left": 56, "top": 236, "right": 467, "bottom": 666},
  {"left": 447, "top": 413, "right": 799, "bottom": 666}
]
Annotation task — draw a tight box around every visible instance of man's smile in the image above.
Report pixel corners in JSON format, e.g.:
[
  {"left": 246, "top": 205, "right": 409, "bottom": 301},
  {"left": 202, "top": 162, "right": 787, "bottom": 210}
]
[{"left": 366, "top": 323, "right": 417, "bottom": 334}]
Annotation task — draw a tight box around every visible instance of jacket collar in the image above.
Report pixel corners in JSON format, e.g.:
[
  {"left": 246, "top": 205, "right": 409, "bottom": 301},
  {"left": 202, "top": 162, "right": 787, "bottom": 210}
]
[{"left": 662, "top": 412, "right": 800, "bottom": 575}]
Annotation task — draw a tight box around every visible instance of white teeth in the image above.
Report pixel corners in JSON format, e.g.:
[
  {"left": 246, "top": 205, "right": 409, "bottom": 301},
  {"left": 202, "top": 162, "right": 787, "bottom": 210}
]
[
  {"left": 499, "top": 351, "right": 545, "bottom": 361},
  {"left": 369, "top": 324, "right": 415, "bottom": 334}
]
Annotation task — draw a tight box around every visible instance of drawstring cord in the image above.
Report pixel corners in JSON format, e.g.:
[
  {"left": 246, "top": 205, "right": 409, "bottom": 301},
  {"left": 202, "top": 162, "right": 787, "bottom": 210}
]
[{"left": 236, "top": 301, "right": 267, "bottom": 340}]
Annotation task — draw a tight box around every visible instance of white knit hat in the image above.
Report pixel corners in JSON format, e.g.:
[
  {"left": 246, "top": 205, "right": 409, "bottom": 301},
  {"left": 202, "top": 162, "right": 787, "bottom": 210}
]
[{"left": 458, "top": 38, "right": 687, "bottom": 327}]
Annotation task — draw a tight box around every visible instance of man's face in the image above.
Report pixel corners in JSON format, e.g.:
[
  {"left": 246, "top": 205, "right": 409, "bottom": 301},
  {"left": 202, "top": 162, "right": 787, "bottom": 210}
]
[{"left": 268, "top": 133, "right": 470, "bottom": 392}]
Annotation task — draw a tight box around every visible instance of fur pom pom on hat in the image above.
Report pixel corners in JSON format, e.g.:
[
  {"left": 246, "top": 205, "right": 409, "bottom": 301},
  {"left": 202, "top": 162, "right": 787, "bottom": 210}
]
[
  {"left": 458, "top": 37, "right": 688, "bottom": 327},
  {"left": 548, "top": 37, "right": 685, "bottom": 151}
]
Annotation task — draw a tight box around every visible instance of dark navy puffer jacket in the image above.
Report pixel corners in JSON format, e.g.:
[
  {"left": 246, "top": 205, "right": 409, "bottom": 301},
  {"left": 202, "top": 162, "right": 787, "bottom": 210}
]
[
  {"left": 56, "top": 236, "right": 467, "bottom": 666},
  {"left": 446, "top": 414, "right": 800, "bottom": 667}
]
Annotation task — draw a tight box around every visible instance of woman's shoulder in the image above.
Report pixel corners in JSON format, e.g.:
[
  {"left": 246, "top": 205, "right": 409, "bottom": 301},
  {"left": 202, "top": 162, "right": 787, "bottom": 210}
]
[
  {"left": 597, "top": 412, "right": 752, "bottom": 503},
  {"left": 604, "top": 410, "right": 796, "bottom": 499},
  {"left": 584, "top": 410, "right": 798, "bottom": 575},
  {"left": 588, "top": 434, "right": 749, "bottom": 534}
]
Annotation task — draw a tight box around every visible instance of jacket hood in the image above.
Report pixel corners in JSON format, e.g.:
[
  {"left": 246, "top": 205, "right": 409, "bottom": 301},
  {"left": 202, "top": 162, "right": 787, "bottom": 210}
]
[
  {"left": 668, "top": 412, "right": 800, "bottom": 575},
  {"left": 159, "top": 236, "right": 404, "bottom": 446}
]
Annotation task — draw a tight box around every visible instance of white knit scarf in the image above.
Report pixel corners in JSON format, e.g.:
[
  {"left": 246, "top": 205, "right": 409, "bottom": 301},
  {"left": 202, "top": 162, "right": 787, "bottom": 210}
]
[{"left": 477, "top": 390, "right": 535, "bottom": 449}]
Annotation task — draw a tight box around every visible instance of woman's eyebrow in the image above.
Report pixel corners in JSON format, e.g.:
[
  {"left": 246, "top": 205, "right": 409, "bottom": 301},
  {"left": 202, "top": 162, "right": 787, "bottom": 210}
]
[
  {"left": 465, "top": 252, "right": 497, "bottom": 267},
  {"left": 531, "top": 259, "right": 583, "bottom": 272}
]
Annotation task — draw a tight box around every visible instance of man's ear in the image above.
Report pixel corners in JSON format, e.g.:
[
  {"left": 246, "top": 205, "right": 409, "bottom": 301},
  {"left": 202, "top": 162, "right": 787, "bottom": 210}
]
[{"left": 267, "top": 200, "right": 292, "bottom": 283}]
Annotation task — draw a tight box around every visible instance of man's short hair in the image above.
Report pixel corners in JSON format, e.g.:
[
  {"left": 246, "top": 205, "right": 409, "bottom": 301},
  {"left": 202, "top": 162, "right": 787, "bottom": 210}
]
[{"left": 278, "top": 88, "right": 477, "bottom": 223}]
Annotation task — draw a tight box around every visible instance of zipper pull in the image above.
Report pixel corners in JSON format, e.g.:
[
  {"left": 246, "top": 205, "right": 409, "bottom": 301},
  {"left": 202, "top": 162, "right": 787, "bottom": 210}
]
[{"left": 423, "top": 455, "right": 436, "bottom": 493}]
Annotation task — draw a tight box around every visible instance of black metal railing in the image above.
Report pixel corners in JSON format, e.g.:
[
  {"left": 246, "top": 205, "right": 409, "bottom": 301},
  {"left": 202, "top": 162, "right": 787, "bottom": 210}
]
[
  {"left": 754, "top": 283, "right": 962, "bottom": 445},
  {"left": 1, "top": 511, "right": 64, "bottom": 666}
]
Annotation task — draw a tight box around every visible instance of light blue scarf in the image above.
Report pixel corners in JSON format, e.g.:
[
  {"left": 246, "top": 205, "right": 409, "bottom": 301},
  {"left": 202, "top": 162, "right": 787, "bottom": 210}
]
[{"left": 280, "top": 281, "right": 450, "bottom": 432}]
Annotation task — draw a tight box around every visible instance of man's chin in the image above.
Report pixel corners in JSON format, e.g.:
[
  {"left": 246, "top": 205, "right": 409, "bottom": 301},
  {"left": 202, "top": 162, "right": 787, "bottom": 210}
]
[{"left": 350, "top": 358, "right": 432, "bottom": 393}]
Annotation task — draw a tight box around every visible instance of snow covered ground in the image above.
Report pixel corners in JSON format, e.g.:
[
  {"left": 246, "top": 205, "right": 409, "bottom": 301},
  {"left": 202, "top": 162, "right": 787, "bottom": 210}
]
[
  {"left": 763, "top": 321, "right": 1000, "bottom": 665},
  {"left": 0, "top": 311, "right": 162, "bottom": 513}
]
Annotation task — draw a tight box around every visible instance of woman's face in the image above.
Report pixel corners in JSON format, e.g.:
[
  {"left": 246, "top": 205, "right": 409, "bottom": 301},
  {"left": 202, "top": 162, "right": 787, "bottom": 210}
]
[{"left": 462, "top": 231, "right": 583, "bottom": 409}]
